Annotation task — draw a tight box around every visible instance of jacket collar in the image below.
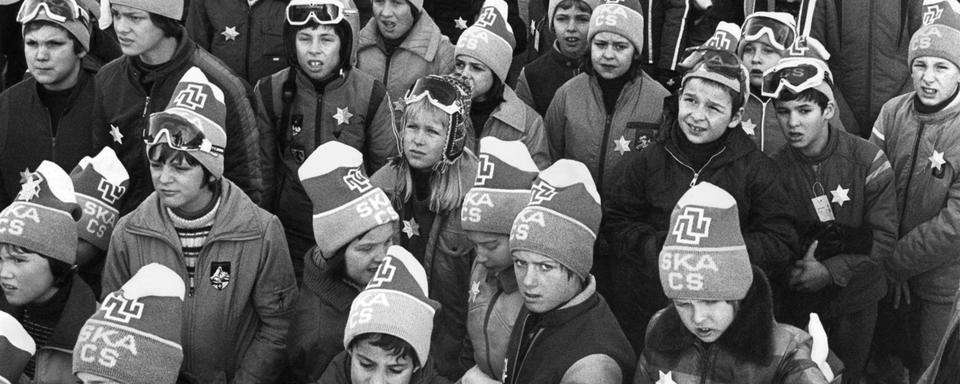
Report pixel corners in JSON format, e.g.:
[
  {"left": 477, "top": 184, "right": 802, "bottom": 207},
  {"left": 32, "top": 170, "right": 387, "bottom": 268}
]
[
  {"left": 46, "top": 278, "right": 97, "bottom": 350},
  {"left": 661, "top": 98, "right": 758, "bottom": 170},
  {"left": 358, "top": 14, "right": 444, "bottom": 62},
  {"left": 488, "top": 87, "right": 529, "bottom": 134},
  {"left": 125, "top": 28, "right": 197, "bottom": 85},
  {"left": 536, "top": 275, "right": 600, "bottom": 328},
  {"left": 549, "top": 44, "right": 583, "bottom": 70},
  {"left": 785, "top": 124, "right": 840, "bottom": 164},
  {"left": 294, "top": 66, "right": 351, "bottom": 94},
  {"left": 912, "top": 90, "right": 960, "bottom": 124}
]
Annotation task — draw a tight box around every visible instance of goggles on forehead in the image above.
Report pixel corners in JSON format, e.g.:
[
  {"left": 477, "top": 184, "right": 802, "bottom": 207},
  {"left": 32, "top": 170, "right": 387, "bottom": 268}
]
[
  {"left": 143, "top": 114, "right": 223, "bottom": 156},
  {"left": 286, "top": 1, "right": 352, "bottom": 26},
  {"left": 687, "top": 50, "right": 746, "bottom": 81},
  {"left": 403, "top": 76, "right": 464, "bottom": 116},
  {"left": 761, "top": 59, "right": 832, "bottom": 98},
  {"left": 17, "top": 0, "right": 84, "bottom": 23},
  {"left": 742, "top": 15, "right": 796, "bottom": 52}
]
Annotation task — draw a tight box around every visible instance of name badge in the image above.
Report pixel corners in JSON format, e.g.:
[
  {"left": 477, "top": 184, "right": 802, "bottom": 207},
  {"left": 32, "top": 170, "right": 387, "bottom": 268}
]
[{"left": 812, "top": 195, "right": 835, "bottom": 222}]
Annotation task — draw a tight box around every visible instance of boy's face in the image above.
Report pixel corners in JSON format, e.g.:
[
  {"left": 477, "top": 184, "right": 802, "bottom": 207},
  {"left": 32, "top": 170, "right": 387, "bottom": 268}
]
[
  {"left": 24, "top": 24, "right": 84, "bottom": 91},
  {"left": 296, "top": 25, "right": 342, "bottom": 81},
  {"left": 345, "top": 223, "right": 395, "bottom": 285},
  {"left": 674, "top": 299, "right": 736, "bottom": 343},
  {"left": 350, "top": 339, "right": 415, "bottom": 384},
  {"left": 373, "top": 0, "right": 415, "bottom": 41},
  {"left": 678, "top": 78, "right": 742, "bottom": 144},
  {"left": 591, "top": 32, "right": 635, "bottom": 79},
  {"left": 912, "top": 56, "right": 960, "bottom": 107},
  {"left": 402, "top": 109, "right": 447, "bottom": 170},
  {"left": 148, "top": 152, "right": 214, "bottom": 214},
  {"left": 0, "top": 243, "right": 58, "bottom": 306},
  {"left": 741, "top": 40, "right": 783, "bottom": 88},
  {"left": 454, "top": 55, "right": 495, "bottom": 101},
  {"left": 466, "top": 231, "right": 511, "bottom": 273},
  {"left": 775, "top": 98, "right": 835, "bottom": 157},
  {"left": 513, "top": 250, "right": 581, "bottom": 313},
  {"left": 553, "top": 5, "right": 591, "bottom": 58},
  {"left": 111, "top": 5, "right": 167, "bottom": 62}
]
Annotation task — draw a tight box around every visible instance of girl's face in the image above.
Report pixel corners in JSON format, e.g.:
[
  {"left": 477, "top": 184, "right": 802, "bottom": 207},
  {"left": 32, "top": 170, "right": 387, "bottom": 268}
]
[
  {"left": 350, "top": 338, "right": 416, "bottom": 384},
  {"left": 454, "top": 55, "right": 495, "bottom": 101},
  {"left": 0, "top": 244, "right": 58, "bottom": 306},
  {"left": 674, "top": 299, "right": 737, "bottom": 343},
  {"left": 402, "top": 109, "right": 447, "bottom": 170},
  {"left": 148, "top": 151, "right": 214, "bottom": 214},
  {"left": 372, "top": 0, "right": 415, "bottom": 40},
  {"left": 466, "top": 231, "right": 511, "bottom": 273},
  {"left": 741, "top": 40, "right": 783, "bottom": 88},
  {"left": 591, "top": 31, "right": 635, "bottom": 79},
  {"left": 345, "top": 223, "right": 395, "bottom": 285},
  {"left": 295, "top": 25, "right": 342, "bottom": 81}
]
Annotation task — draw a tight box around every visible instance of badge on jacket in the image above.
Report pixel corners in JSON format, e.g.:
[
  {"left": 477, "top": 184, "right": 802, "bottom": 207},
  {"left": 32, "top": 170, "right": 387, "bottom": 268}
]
[
  {"left": 291, "top": 114, "right": 304, "bottom": 137},
  {"left": 210, "top": 262, "right": 231, "bottom": 290}
]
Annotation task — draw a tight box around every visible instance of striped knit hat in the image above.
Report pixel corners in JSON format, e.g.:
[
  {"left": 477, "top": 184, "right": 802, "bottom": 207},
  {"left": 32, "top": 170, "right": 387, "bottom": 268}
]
[
  {"left": 0, "top": 312, "right": 35, "bottom": 383},
  {"left": 461, "top": 137, "right": 539, "bottom": 234},
  {"left": 588, "top": 0, "right": 645, "bottom": 52},
  {"left": 0, "top": 161, "right": 81, "bottom": 265},
  {"left": 70, "top": 147, "right": 129, "bottom": 253},
  {"left": 456, "top": 0, "right": 515, "bottom": 81}
]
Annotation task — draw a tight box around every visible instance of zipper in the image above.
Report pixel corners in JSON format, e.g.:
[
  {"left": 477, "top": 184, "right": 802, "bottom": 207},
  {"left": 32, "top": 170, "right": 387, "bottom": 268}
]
[
  {"left": 142, "top": 96, "right": 151, "bottom": 117},
  {"left": 482, "top": 288, "right": 503, "bottom": 374},
  {"left": 760, "top": 99, "right": 767, "bottom": 152},
  {"left": 899, "top": 122, "right": 926, "bottom": 226},
  {"left": 664, "top": 146, "right": 727, "bottom": 187},
  {"left": 597, "top": 114, "right": 613, "bottom": 195},
  {"left": 382, "top": 51, "right": 393, "bottom": 87},
  {"left": 509, "top": 313, "right": 543, "bottom": 383}
]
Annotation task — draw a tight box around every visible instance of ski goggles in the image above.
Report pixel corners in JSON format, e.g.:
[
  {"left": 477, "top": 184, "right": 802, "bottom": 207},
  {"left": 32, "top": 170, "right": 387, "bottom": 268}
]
[
  {"left": 403, "top": 76, "right": 465, "bottom": 116},
  {"left": 143, "top": 113, "right": 224, "bottom": 155},
  {"left": 286, "top": 0, "right": 349, "bottom": 26},
  {"left": 761, "top": 59, "right": 833, "bottom": 99},
  {"left": 741, "top": 14, "right": 796, "bottom": 51},
  {"left": 16, "top": 0, "right": 83, "bottom": 23}
]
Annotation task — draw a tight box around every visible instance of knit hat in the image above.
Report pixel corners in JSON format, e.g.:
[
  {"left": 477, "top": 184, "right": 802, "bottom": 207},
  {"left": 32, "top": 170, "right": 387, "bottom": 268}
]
[
  {"left": 455, "top": 0, "right": 516, "bottom": 82},
  {"left": 782, "top": 35, "right": 831, "bottom": 61},
  {"left": 679, "top": 21, "right": 741, "bottom": 68},
  {"left": 588, "top": 0, "right": 645, "bottom": 52},
  {"left": 344, "top": 245, "right": 440, "bottom": 368},
  {"left": 18, "top": 0, "right": 92, "bottom": 52},
  {"left": 0, "top": 161, "right": 81, "bottom": 265},
  {"left": 298, "top": 141, "right": 399, "bottom": 259},
  {"left": 70, "top": 147, "right": 130, "bottom": 253},
  {"left": 922, "top": 0, "right": 960, "bottom": 27},
  {"left": 98, "top": 0, "right": 184, "bottom": 29},
  {"left": 73, "top": 263, "right": 185, "bottom": 384},
  {"left": 548, "top": 0, "right": 602, "bottom": 32},
  {"left": 659, "top": 182, "right": 752, "bottom": 301},
  {"left": 0, "top": 312, "right": 35, "bottom": 383},
  {"left": 909, "top": 23, "right": 960, "bottom": 70},
  {"left": 147, "top": 67, "right": 227, "bottom": 179},
  {"left": 737, "top": 12, "right": 797, "bottom": 56},
  {"left": 681, "top": 22, "right": 749, "bottom": 107},
  {"left": 461, "top": 137, "right": 539, "bottom": 235},
  {"left": 509, "top": 160, "right": 600, "bottom": 280},
  {"left": 401, "top": 74, "right": 472, "bottom": 174}
]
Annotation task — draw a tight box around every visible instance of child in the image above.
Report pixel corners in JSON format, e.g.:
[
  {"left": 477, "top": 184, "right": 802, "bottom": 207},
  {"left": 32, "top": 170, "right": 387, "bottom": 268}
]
[
  {"left": 454, "top": 0, "right": 550, "bottom": 168},
  {"left": 371, "top": 73, "right": 478, "bottom": 379},
  {"left": 101, "top": 68, "right": 298, "bottom": 383},
  {"left": 286, "top": 141, "right": 400, "bottom": 382},
  {"left": 635, "top": 182, "right": 837, "bottom": 383},
  {"left": 319, "top": 245, "right": 446, "bottom": 383},
  {"left": 768, "top": 57, "right": 898, "bottom": 384}
]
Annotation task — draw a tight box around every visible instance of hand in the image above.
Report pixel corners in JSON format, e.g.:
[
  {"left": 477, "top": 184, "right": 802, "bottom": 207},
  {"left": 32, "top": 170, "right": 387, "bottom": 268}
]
[
  {"left": 459, "top": 365, "right": 500, "bottom": 384},
  {"left": 790, "top": 241, "right": 833, "bottom": 292},
  {"left": 693, "top": 0, "right": 713, "bottom": 10},
  {"left": 891, "top": 281, "right": 911, "bottom": 310}
]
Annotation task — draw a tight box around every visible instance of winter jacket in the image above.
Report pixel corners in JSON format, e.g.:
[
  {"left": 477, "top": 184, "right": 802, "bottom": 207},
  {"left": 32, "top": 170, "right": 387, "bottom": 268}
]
[
  {"left": 870, "top": 93, "right": 960, "bottom": 303},
  {"left": 650, "top": 0, "right": 744, "bottom": 71},
  {"left": 371, "top": 154, "right": 479, "bottom": 379},
  {"left": 465, "top": 263, "right": 523, "bottom": 379},
  {"left": 742, "top": 91, "right": 850, "bottom": 156},
  {"left": 356, "top": 14, "right": 456, "bottom": 102},
  {"left": 91, "top": 29, "right": 262, "bottom": 215},
  {"left": 0, "top": 58, "right": 99, "bottom": 207},
  {"left": 1, "top": 278, "right": 97, "bottom": 384},
  {"left": 254, "top": 67, "right": 398, "bottom": 265},
  {"left": 634, "top": 267, "right": 837, "bottom": 384},
  {"left": 465, "top": 87, "right": 550, "bottom": 169},
  {"left": 101, "top": 179, "right": 298, "bottom": 383},
  {"left": 515, "top": 44, "right": 583, "bottom": 117},
  {"left": 544, "top": 70, "right": 670, "bottom": 196},
  {"left": 917, "top": 285, "right": 960, "bottom": 384},
  {"left": 502, "top": 276, "right": 636, "bottom": 384},
  {"left": 286, "top": 249, "right": 362, "bottom": 383},
  {"left": 773, "top": 125, "right": 897, "bottom": 318},
  {"left": 186, "top": 0, "right": 288, "bottom": 84},
  {"left": 316, "top": 351, "right": 451, "bottom": 384}
]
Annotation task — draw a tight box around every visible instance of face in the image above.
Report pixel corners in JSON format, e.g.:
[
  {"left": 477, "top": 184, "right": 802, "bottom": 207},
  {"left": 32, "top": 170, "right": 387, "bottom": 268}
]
[
  {"left": 674, "top": 299, "right": 737, "bottom": 343},
  {"left": 148, "top": 152, "right": 214, "bottom": 213},
  {"left": 591, "top": 32, "right": 635, "bottom": 79},
  {"left": 513, "top": 250, "right": 582, "bottom": 313},
  {"left": 0, "top": 244, "right": 58, "bottom": 306},
  {"left": 372, "top": 0, "right": 415, "bottom": 40},
  {"left": 553, "top": 6, "right": 591, "bottom": 58},
  {"left": 350, "top": 339, "right": 416, "bottom": 384},
  {"left": 402, "top": 111, "right": 447, "bottom": 169},
  {"left": 741, "top": 41, "right": 783, "bottom": 88},
  {"left": 912, "top": 56, "right": 960, "bottom": 106},
  {"left": 296, "top": 25, "right": 342, "bottom": 81},
  {"left": 775, "top": 98, "right": 835, "bottom": 157},
  {"left": 77, "top": 373, "right": 122, "bottom": 384},
  {"left": 345, "top": 223, "right": 395, "bottom": 285},
  {"left": 111, "top": 5, "right": 168, "bottom": 62},
  {"left": 678, "top": 78, "right": 742, "bottom": 144},
  {"left": 454, "top": 55, "right": 495, "bottom": 101},
  {"left": 24, "top": 25, "right": 84, "bottom": 91},
  {"left": 466, "top": 231, "right": 511, "bottom": 273}
]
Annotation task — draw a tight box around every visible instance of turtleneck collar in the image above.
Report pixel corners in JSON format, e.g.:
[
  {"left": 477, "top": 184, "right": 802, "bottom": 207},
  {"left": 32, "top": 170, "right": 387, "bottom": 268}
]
[
  {"left": 671, "top": 125, "right": 730, "bottom": 169},
  {"left": 915, "top": 85, "right": 960, "bottom": 115},
  {"left": 596, "top": 68, "right": 632, "bottom": 113}
]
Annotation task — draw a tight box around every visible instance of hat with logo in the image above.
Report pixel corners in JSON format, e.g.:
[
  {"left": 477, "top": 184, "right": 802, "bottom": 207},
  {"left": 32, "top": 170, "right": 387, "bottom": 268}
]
[
  {"left": 344, "top": 245, "right": 440, "bottom": 368},
  {"left": 0, "top": 161, "right": 82, "bottom": 265},
  {"left": 456, "top": 0, "right": 516, "bottom": 82},
  {"left": 0, "top": 312, "right": 35, "bottom": 383},
  {"left": 588, "top": 0, "right": 645, "bottom": 52},
  {"left": 659, "top": 182, "right": 752, "bottom": 301},
  {"left": 98, "top": 0, "right": 184, "bottom": 30},
  {"left": 299, "top": 141, "right": 399, "bottom": 261},
  {"left": 681, "top": 22, "right": 750, "bottom": 107},
  {"left": 18, "top": 0, "right": 93, "bottom": 52},
  {"left": 462, "top": 137, "right": 539, "bottom": 235},
  {"left": 73, "top": 263, "right": 185, "bottom": 384},
  {"left": 70, "top": 147, "right": 129, "bottom": 254},
  {"left": 509, "top": 159, "right": 600, "bottom": 280},
  {"left": 909, "top": 24, "right": 960, "bottom": 70}
]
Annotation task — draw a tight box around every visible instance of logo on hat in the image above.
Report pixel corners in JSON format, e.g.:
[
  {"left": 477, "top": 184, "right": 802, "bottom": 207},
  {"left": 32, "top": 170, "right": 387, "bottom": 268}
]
[
  {"left": 705, "top": 32, "right": 733, "bottom": 51},
  {"left": 210, "top": 262, "right": 230, "bottom": 290},
  {"left": 529, "top": 181, "right": 557, "bottom": 205},
  {"left": 367, "top": 257, "right": 397, "bottom": 288},
  {"left": 101, "top": 293, "right": 145, "bottom": 323},
  {"left": 17, "top": 172, "right": 43, "bottom": 202},
  {"left": 474, "top": 7, "right": 498, "bottom": 28},
  {"left": 786, "top": 36, "right": 810, "bottom": 57},
  {"left": 476, "top": 154, "right": 496, "bottom": 185},
  {"left": 173, "top": 84, "right": 209, "bottom": 110},
  {"left": 97, "top": 179, "right": 126, "bottom": 205},
  {"left": 925, "top": 5, "right": 944, "bottom": 25},
  {"left": 671, "top": 207, "right": 712, "bottom": 245},
  {"left": 343, "top": 168, "right": 373, "bottom": 193}
]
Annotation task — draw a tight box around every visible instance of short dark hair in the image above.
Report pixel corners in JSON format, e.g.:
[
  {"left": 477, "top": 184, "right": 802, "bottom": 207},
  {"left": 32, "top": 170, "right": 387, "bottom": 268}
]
[
  {"left": 348, "top": 333, "right": 421, "bottom": 369},
  {"left": 146, "top": 144, "right": 218, "bottom": 190},
  {"left": 147, "top": 13, "right": 183, "bottom": 39},
  {"left": 774, "top": 87, "right": 830, "bottom": 111},
  {"left": 554, "top": 0, "right": 593, "bottom": 15},
  {"left": 46, "top": 255, "right": 74, "bottom": 289},
  {"left": 23, "top": 20, "right": 84, "bottom": 55}
]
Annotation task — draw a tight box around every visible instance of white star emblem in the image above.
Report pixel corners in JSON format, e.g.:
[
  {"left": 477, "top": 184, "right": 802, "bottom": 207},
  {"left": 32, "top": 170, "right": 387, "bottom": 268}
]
[
  {"left": 454, "top": 17, "right": 469, "bottom": 30},
  {"left": 469, "top": 281, "right": 480, "bottom": 302},
  {"left": 656, "top": 371, "right": 677, "bottom": 384},
  {"left": 18, "top": 168, "right": 30, "bottom": 184},
  {"left": 402, "top": 218, "right": 420, "bottom": 238},
  {"left": 17, "top": 172, "right": 41, "bottom": 202},
  {"left": 221, "top": 26, "right": 239, "bottom": 41},
  {"left": 742, "top": 119, "right": 757, "bottom": 136},
  {"left": 666, "top": 78, "right": 676, "bottom": 87},
  {"left": 393, "top": 100, "right": 404, "bottom": 112},
  {"left": 930, "top": 150, "right": 946, "bottom": 172},
  {"left": 614, "top": 135, "right": 631, "bottom": 155},
  {"left": 333, "top": 107, "right": 353, "bottom": 125},
  {"left": 830, "top": 185, "right": 850, "bottom": 207},
  {"left": 109, "top": 124, "right": 123, "bottom": 144}
]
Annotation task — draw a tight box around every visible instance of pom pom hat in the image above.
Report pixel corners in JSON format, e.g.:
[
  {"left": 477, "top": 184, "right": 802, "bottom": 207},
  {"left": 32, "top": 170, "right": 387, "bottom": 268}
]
[
  {"left": 461, "top": 137, "right": 539, "bottom": 235},
  {"left": 70, "top": 147, "right": 130, "bottom": 253},
  {"left": 456, "top": 0, "right": 516, "bottom": 82},
  {"left": 0, "top": 312, "right": 35, "bottom": 383},
  {"left": 908, "top": 0, "right": 960, "bottom": 69},
  {"left": 681, "top": 22, "right": 750, "bottom": 107},
  {"left": 0, "top": 161, "right": 81, "bottom": 264},
  {"left": 588, "top": 0, "right": 645, "bottom": 53}
]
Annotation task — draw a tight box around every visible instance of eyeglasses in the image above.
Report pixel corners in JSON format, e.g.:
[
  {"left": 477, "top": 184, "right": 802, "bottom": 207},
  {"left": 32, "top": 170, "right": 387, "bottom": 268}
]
[
  {"left": 761, "top": 59, "right": 832, "bottom": 98},
  {"left": 16, "top": 0, "right": 83, "bottom": 23},
  {"left": 742, "top": 15, "right": 796, "bottom": 51},
  {"left": 143, "top": 114, "right": 223, "bottom": 156},
  {"left": 286, "top": 0, "right": 352, "bottom": 26},
  {"left": 403, "top": 76, "right": 464, "bottom": 116}
]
